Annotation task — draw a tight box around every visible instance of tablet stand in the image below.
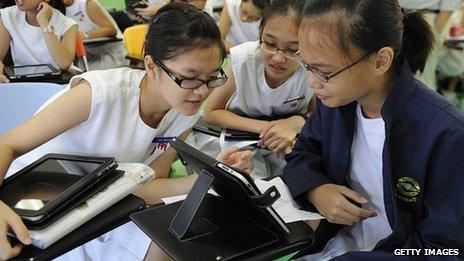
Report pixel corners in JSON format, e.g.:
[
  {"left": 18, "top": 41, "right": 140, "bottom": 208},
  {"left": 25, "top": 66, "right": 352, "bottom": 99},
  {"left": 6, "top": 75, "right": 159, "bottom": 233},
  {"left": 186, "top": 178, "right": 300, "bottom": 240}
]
[{"left": 169, "top": 170, "right": 282, "bottom": 242}]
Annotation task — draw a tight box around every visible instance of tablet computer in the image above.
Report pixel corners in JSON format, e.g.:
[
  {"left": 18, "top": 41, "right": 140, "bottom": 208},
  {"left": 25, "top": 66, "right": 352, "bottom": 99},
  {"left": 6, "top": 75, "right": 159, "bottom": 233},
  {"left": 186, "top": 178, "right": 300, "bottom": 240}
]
[
  {"left": 170, "top": 138, "right": 290, "bottom": 237},
  {"left": 223, "top": 128, "right": 260, "bottom": 141},
  {"left": 0, "top": 154, "right": 116, "bottom": 224},
  {"left": 3, "top": 64, "right": 61, "bottom": 81}
]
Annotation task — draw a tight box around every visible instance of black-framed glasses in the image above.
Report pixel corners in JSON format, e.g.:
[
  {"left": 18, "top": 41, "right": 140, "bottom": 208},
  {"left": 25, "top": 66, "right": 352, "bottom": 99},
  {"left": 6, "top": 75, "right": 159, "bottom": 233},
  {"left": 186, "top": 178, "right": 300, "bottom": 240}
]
[
  {"left": 295, "top": 51, "right": 371, "bottom": 83},
  {"left": 153, "top": 58, "right": 228, "bottom": 89},
  {"left": 260, "top": 41, "right": 298, "bottom": 59}
]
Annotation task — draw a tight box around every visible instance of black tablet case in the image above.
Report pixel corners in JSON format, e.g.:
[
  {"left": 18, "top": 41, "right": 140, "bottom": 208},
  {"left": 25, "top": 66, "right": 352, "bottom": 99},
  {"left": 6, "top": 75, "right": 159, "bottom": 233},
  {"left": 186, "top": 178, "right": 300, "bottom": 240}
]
[
  {"left": 0, "top": 154, "right": 117, "bottom": 228},
  {"left": 131, "top": 139, "right": 313, "bottom": 260},
  {"left": 131, "top": 171, "right": 313, "bottom": 260}
]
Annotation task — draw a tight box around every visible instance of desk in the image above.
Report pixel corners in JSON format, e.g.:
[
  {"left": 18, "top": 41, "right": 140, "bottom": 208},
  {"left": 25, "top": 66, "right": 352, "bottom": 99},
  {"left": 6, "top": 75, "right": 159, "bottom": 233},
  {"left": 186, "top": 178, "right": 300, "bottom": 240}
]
[
  {"left": 84, "top": 37, "right": 123, "bottom": 47},
  {"left": 13, "top": 195, "right": 146, "bottom": 261}
]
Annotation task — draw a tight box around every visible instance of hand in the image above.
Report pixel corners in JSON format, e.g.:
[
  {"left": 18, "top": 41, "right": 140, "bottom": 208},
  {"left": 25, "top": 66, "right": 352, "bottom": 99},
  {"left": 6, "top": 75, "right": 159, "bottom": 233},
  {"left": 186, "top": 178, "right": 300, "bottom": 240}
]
[
  {"left": 258, "top": 118, "right": 300, "bottom": 158},
  {"left": 0, "top": 74, "right": 9, "bottom": 84},
  {"left": 308, "top": 184, "right": 377, "bottom": 226},
  {"left": 36, "top": 2, "right": 53, "bottom": 28},
  {"left": 0, "top": 201, "right": 32, "bottom": 260},
  {"left": 135, "top": 1, "right": 162, "bottom": 18},
  {"left": 216, "top": 147, "right": 253, "bottom": 174}
]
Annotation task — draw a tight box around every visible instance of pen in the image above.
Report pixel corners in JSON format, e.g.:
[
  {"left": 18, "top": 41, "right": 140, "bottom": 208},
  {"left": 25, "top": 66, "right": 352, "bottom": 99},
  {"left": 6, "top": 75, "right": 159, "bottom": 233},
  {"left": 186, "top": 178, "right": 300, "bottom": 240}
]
[{"left": 283, "top": 95, "right": 305, "bottom": 104}]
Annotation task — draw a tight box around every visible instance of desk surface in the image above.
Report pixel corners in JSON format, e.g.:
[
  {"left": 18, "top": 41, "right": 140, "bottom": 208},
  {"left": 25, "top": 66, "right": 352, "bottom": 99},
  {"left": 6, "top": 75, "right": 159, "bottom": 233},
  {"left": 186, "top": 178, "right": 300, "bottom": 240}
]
[
  {"left": 84, "top": 37, "right": 123, "bottom": 46},
  {"left": 13, "top": 195, "right": 146, "bottom": 261}
]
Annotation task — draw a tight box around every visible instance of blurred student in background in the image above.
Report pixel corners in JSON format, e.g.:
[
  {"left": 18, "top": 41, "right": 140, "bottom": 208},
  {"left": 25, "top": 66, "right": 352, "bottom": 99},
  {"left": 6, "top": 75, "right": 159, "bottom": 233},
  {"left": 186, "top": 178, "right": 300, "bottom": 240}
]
[
  {"left": 63, "top": 0, "right": 128, "bottom": 70},
  {"left": 399, "top": 0, "right": 463, "bottom": 90},
  {"left": 0, "top": 0, "right": 77, "bottom": 83},
  {"left": 219, "top": 0, "right": 269, "bottom": 52}
]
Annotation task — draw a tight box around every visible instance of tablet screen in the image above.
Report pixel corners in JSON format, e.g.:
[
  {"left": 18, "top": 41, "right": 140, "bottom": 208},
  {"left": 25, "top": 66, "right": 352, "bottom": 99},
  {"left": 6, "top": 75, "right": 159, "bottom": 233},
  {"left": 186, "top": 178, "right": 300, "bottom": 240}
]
[
  {"left": 1, "top": 159, "right": 102, "bottom": 211},
  {"left": 13, "top": 65, "right": 54, "bottom": 76}
]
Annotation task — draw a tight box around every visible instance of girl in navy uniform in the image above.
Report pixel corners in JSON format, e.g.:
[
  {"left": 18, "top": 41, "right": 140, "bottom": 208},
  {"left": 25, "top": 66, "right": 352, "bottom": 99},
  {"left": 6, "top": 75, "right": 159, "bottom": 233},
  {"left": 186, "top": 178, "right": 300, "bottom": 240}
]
[{"left": 283, "top": 0, "right": 464, "bottom": 259}]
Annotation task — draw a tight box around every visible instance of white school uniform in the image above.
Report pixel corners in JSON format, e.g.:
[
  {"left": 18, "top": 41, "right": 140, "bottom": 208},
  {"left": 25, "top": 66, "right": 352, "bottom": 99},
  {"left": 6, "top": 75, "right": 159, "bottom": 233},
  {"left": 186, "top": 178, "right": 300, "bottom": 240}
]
[
  {"left": 225, "top": 0, "right": 260, "bottom": 45},
  {"left": 65, "top": 0, "right": 128, "bottom": 70},
  {"left": 7, "top": 67, "right": 200, "bottom": 260},
  {"left": 187, "top": 41, "right": 312, "bottom": 179},
  {"left": 0, "top": 6, "right": 77, "bottom": 69}
]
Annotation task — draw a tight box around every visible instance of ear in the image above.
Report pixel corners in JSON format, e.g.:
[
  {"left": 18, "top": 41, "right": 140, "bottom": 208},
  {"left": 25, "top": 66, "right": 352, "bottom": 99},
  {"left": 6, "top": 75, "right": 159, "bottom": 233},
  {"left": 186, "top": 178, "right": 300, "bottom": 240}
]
[
  {"left": 144, "top": 55, "right": 157, "bottom": 79},
  {"left": 372, "top": 47, "right": 394, "bottom": 75}
]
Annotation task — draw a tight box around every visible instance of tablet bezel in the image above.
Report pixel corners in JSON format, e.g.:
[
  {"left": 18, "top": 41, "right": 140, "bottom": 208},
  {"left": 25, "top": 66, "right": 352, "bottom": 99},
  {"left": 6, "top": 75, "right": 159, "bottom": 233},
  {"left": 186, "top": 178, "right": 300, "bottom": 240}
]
[
  {"left": 0, "top": 154, "right": 116, "bottom": 221},
  {"left": 3, "top": 64, "right": 61, "bottom": 80}
]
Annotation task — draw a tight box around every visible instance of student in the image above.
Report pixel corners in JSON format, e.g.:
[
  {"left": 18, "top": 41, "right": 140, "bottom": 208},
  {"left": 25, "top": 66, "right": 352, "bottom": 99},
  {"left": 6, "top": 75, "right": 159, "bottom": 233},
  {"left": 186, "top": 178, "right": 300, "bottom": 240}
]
[
  {"left": 135, "top": 0, "right": 211, "bottom": 20},
  {"left": 399, "top": 0, "right": 463, "bottom": 90},
  {"left": 0, "top": 0, "right": 78, "bottom": 83},
  {"left": 201, "top": 0, "right": 313, "bottom": 179},
  {"left": 63, "top": 0, "right": 128, "bottom": 70},
  {"left": 0, "top": 3, "right": 252, "bottom": 260},
  {"left": 219, "top": 0, "right": 268, "bottom": 52},
  {"left": 282, "top": 0, "right": 464, "bottom": 259}
]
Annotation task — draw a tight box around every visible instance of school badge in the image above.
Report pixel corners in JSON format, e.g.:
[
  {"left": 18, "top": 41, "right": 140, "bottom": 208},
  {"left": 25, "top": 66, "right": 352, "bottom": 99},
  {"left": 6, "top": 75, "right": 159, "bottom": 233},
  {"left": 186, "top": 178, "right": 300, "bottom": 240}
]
[{"left": 395, "top": 177, "right": 421, "bottom": 202}]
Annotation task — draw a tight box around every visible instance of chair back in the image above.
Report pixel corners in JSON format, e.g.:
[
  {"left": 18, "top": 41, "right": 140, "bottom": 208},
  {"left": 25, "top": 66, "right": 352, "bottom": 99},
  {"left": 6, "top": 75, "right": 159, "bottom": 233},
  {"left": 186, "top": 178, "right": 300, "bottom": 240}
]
[
  {"left": 123, "top": 24, "right": 148, "bottom": 63},
  {"left": 0, "top": 82, "right": 65, "bottom": 134}
]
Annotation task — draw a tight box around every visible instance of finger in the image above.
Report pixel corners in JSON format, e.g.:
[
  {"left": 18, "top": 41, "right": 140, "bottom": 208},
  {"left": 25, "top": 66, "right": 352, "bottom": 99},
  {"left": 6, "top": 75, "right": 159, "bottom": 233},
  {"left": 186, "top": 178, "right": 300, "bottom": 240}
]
[
  {"left": 261, "top": 126, "right": 279, "bottom": 142},
  {"left": 274, "top": 141, "right": 291, "bottom": 154},
  {"left": 258, "top": 122, "right": 273, "bottom": 139},
  {"left": 284, "top": 145, "right": 292, "bottom": 155},
  {"left": 263, "top": 135, "right": 282, "bottom": 148},
  {"left": 6, "top": 215, "right": 31, "bottom": 245},
  {"left": 216, "top": 146, "right": 240, "bottom": 163},
  {"left": 326, "top": 212, "right": 355, "bottom": 226},
  {"left": 0, "top": 224, "right": 15, "bottom": 260},
  {"left": 0, "top": 75, "right": 9, "bottom": 83},
  {"left": 339, "top": 186, "right": 369, "bottom": 204},
  {"left": 335, "top": 209, "right": 361, "bottom": 225},
  {"left": 344, "top": 201, "right": 377, "bottom": 219}
]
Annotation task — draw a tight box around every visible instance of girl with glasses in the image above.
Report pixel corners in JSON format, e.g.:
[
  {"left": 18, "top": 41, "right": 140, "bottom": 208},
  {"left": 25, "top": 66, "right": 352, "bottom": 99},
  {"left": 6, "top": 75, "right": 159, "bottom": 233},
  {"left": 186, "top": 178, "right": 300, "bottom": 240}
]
[
  {"left": 200, "top": 0, "right": 314, "bottom": 179},
  {"left": 0, "top": 3, "right": 251, "bottom": 260},
  {"left": 283, "top": 0, "right": 464, "bottom": 259}
]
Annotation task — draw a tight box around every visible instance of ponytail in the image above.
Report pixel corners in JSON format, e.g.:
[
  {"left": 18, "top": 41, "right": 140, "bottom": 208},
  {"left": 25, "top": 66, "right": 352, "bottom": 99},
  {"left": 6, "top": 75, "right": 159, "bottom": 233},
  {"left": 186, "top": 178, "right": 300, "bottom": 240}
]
[{"left": 401, "top": 11, "right": 436, "bottom": 74}]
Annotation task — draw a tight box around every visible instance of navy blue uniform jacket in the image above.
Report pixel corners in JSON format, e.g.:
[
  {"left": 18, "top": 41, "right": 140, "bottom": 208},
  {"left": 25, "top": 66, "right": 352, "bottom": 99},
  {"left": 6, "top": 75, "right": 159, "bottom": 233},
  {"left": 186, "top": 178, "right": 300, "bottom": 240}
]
[{"left": 282, "top": 63, "right": 464, "bottom": 259}]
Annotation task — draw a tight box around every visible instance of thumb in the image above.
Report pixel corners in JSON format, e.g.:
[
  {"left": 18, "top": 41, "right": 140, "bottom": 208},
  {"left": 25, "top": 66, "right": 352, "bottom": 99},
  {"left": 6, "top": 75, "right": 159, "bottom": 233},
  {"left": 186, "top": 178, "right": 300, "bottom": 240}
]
[{"left": 8, "top": 218, "right": 32, "bottom": 245}]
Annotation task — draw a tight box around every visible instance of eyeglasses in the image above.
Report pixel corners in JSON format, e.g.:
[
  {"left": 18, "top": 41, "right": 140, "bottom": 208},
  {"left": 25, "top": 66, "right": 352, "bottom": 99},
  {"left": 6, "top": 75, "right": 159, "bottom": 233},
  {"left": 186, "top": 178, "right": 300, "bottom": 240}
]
[
  {"left": 153, "top": 58, "right": 228, "bottom": 89},
  {"left": 295, "top": 51, "right": 371, "bottom": 83},
  {"left": 260, "top": 41, "right": 298, "bottom": 59}
]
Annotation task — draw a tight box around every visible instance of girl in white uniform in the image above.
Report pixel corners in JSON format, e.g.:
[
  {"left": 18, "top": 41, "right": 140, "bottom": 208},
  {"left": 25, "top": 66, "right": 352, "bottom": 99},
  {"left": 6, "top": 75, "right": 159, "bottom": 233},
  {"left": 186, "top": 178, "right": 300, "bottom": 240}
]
[
  {"left": 0, "top": 0, "right": 78, "bottom": 83},
  {"left": 219, "top": 0, "right": 269, "bottom": 52},
  {"left": 63, "top": 0, "right": 128, "bottom": 70},
  {"left": 200, "top": 0, "right": 314, "bottom": 178},
  {"left": 0, "top": 3, "right": 251, "bottom": 260}
]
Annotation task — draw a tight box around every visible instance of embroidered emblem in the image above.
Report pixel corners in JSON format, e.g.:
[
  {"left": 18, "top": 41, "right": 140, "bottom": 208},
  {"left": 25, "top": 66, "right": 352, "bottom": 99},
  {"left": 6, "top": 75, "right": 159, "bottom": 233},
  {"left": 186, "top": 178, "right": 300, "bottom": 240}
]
[{"left": 396, "top": 177, "right": 420, "bottom": 202}]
